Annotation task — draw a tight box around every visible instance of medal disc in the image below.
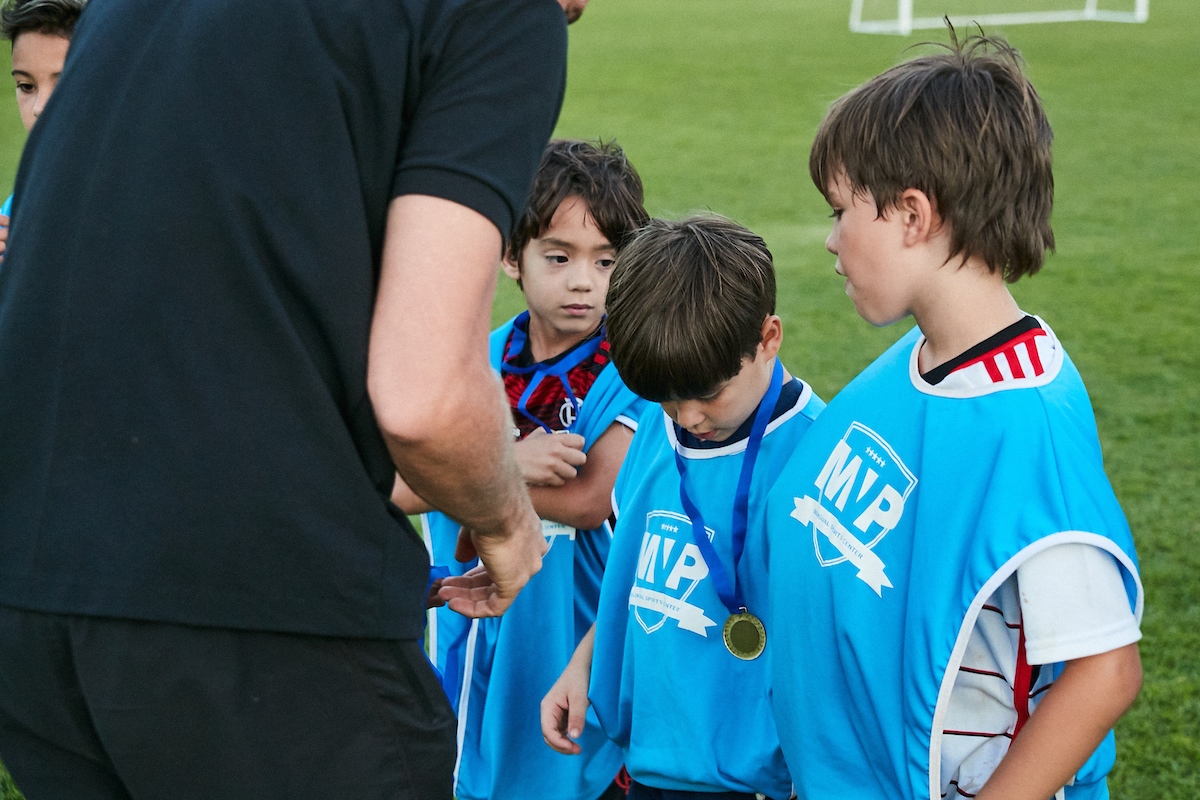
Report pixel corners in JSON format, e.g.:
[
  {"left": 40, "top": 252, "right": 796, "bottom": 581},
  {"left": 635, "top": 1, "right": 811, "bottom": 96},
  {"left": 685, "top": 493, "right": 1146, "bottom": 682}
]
[{"left": 723, "top": 611, "right": 766, "bottom": 660}]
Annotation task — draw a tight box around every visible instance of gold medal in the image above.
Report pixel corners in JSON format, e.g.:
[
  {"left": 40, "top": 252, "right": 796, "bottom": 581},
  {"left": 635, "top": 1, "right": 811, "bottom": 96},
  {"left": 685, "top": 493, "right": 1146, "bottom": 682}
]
[{"left": 723, "top": 611, "right": 766, "bottom": 660}]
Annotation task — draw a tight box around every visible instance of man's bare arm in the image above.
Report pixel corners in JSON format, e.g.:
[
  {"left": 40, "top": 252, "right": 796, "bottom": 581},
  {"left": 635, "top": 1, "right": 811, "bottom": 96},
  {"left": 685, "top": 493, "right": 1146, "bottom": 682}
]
[{"left": 368, "top": 194, "right": 544, "bottom": 615}]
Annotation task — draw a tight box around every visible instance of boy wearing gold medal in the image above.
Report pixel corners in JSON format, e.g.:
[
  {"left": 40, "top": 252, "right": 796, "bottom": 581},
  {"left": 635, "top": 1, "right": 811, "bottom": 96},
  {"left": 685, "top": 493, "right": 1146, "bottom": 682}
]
[{"left": 536, "top": 215, "right": 825, "bottom": 800}]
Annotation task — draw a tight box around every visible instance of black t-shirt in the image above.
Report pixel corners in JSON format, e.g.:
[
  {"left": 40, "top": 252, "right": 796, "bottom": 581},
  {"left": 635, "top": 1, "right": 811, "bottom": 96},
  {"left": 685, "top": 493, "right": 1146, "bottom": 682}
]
[{"left": 0, "top": 0, "right": 567, "bottom": 638}]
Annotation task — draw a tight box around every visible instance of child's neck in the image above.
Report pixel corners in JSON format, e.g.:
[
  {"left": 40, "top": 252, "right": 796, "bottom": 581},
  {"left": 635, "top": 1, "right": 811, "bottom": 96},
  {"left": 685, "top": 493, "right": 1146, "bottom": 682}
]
[
  {"left": 912, "top": 258, "right": 1024, "bottom": 375},
  {"left": 525, "top": 318, "right": 600, "bottom": 364}
]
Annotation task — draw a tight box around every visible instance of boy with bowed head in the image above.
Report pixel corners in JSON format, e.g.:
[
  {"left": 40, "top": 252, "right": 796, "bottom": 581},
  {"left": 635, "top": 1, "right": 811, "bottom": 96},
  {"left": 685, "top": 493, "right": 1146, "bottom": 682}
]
[
  {"left": 532, "top": 214, "right": 825, "bottom": 800},
  {"left": 764, "top": 28, "right": 1142, "bottom": 800},
  {"left": 398, "top": 138, "right": 650, "bottom": 800}
]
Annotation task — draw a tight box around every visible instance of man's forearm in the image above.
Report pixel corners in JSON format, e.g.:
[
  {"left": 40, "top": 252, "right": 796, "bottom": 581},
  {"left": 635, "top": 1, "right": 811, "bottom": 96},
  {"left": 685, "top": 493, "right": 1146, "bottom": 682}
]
[
  {"left": 386, "top": 366, "right": 531, "bottom": 537},
  {"left": 368, "top": 194, "right": 535, "bottom": 540}
]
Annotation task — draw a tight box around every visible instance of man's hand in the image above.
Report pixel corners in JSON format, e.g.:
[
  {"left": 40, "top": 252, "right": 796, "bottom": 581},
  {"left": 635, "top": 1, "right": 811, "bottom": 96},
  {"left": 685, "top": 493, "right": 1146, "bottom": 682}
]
[
  {"left": 438, "top": 507, "right": 547, "bottom": 617},
  {"left": 515, "top": 429, "right": 586, "bottom": 486},
  {"left": 557, "top": 0, "right": 589, "bottom": 24}
]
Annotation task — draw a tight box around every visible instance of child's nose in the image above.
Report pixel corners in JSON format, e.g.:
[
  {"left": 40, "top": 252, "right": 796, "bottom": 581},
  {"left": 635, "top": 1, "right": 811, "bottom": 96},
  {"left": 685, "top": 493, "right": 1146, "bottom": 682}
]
[
  {"left": 825, "top": 229, "right": 838, "bottom": 255},
  {"left": 674, "top": 402, "right": 705, "bottom": 429},
  {"left": 566, "top": 263, "right": 594, "bottom": 289}
]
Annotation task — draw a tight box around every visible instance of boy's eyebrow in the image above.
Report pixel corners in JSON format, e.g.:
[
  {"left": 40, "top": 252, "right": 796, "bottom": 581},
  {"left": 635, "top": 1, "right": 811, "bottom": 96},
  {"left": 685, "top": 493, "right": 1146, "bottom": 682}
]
[{"left": 540, "top": 237, "right": 614, "bottom": 250}]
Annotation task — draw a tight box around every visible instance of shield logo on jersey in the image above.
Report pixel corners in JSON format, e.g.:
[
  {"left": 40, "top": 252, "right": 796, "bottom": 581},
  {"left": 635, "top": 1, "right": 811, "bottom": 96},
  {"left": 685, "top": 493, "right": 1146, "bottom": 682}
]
[
  {"left": 790, "top": 422, "right": 916, "bottom": 596},
  {"left": 628, "top": 511, "right": 718, "bottom": 636}
]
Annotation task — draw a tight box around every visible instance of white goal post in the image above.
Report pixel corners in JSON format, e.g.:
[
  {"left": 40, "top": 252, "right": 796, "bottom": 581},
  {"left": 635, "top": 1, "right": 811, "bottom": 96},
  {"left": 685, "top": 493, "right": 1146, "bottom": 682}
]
[{"left": 850, "top": 0, "right": 1149, "bottom": 35}]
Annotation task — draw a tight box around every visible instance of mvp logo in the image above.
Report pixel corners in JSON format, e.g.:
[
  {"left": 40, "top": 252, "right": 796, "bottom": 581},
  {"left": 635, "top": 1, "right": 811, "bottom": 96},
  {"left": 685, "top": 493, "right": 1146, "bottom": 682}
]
[
  {"left": 790, "top": 422, "right": 916, "bottom": 596},
  {"left": 628, "top": 511, "right": 718, "bottom": 636}
]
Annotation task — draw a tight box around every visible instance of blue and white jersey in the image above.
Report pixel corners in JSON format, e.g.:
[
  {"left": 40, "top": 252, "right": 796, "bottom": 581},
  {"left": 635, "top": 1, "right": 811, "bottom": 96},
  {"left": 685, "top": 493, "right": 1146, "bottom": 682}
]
[
  {"left": 590, "top": 373, "right": 823, "bottom": 800},
  {"left": 765, "top": 321, "right": 1142, "bottom": 800},
  {"left": 423, "top": 315, "right": 647, "bottom": 800}
]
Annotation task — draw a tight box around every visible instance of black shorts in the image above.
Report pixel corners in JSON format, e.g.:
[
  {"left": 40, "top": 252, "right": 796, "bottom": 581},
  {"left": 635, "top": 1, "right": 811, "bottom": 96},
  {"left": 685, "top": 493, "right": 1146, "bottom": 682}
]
[{"left": 0, "top": 606, "right": 456, "bottom": 800}]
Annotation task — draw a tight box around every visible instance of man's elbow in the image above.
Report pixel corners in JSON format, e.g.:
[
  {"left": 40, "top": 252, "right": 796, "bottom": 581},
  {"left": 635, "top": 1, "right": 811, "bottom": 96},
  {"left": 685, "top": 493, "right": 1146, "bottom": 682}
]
[{"left": 369, "top": 377, "right": 452, "bottom": 449}]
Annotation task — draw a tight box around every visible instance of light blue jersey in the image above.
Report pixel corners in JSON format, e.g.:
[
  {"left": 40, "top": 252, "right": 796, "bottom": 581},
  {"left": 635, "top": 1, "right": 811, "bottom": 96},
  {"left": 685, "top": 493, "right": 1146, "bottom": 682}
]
[
  {"left": 765, "top": 322, "right": 1141, "bottom": 800},
  {"left": 423, "top": 315, "right": 647, "bottom": 800},
  {"left": 591, "top": 372, "right": 823, "bottom": 800}
]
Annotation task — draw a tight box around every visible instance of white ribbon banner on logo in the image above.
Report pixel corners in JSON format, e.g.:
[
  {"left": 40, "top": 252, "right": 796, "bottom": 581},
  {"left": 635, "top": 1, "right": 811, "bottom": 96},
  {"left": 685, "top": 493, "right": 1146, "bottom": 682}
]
[
  {"left": 628, "top": 586, "right": 718, "bottom": 635},
  {"left": 791, "top": 496, "right": 892, "bottom": 596}
]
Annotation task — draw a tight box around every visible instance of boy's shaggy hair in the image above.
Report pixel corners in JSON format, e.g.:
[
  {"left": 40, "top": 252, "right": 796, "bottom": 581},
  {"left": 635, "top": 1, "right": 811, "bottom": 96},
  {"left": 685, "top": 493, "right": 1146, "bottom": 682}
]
[
  {"left": 1, "top": 0, "right": 86, "bottom": 41},
  {"left": 810, "top": 27, "right": 1054, "bottom": 281},
  {"left": 507, "top": 138, "right": 648, "bottom": 263},
  {"left": 606, "top": 214, "right": 775, "bottom": 402}
]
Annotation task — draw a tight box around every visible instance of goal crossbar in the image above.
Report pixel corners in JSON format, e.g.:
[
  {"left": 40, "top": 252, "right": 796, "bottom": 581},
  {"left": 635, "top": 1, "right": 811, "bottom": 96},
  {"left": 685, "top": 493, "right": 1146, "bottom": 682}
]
[{"left": 850, "top": 0, "right": 1149, "bottom": 35}]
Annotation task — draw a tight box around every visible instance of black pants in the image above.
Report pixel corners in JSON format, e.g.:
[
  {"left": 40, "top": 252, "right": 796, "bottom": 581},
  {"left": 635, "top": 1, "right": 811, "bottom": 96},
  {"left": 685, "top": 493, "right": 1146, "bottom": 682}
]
[{"left": 0, "top": 606, "right": 456, "bottom": 800}]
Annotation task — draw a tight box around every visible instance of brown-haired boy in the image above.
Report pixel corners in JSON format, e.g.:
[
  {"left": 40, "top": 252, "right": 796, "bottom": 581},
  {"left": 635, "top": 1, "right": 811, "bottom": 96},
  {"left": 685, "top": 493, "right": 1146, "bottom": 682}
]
[
  {"left": 537, "top": 215, "right": 825, "bottom": 800},
  {"left": 399, "top": 139, "right": 649, "bottom": 800},
  {"left": 764, "top": 30, "right": 1142, "bottom": 800},
  {"left": 0, "top": 0, "right": 87, "bottom": 259}
]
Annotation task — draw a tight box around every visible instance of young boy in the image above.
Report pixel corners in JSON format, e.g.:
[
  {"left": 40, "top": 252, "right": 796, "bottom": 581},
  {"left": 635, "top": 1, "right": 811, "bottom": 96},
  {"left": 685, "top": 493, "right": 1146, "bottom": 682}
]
[
  {"left": 399, "top": 139, "right": 650, "bottom": 800},
  {"left": 0, "top": 0, "right": 86, "bottom": 255},
  {"left": 538, "top": 215, "right": 825, "bottom": 800},
  {"left": 764, "top": 31, "right": 1142, "bottom": 800}
]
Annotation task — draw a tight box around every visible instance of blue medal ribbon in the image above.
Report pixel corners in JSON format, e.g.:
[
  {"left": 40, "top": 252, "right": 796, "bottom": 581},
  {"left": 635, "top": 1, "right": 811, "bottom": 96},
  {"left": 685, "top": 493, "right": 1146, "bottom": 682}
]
[
  {"left": 502, "top": 311, "right": 604, "bottom": 434},
  {"left": 674, "top": 358, "right": 784, "bottom": 615}
]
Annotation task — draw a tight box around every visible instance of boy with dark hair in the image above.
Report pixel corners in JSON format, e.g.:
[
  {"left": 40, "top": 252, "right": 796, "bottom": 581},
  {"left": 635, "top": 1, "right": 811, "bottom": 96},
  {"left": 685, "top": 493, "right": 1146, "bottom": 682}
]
[
  {"left": 537, "top": 214, "right": 825, "bottom": 800},
  {"left": 399, "top": 138, "right": 650, "bottom": 800},
  {"left": 0, "top": 0, "right": 86, "bottom": 257},
  {"left": 765, "top": 30, "right": 1142, "bottom": 800}
]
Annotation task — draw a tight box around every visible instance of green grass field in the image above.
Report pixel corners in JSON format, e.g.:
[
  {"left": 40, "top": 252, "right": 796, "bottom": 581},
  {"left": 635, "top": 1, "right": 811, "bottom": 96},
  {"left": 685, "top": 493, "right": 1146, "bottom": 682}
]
[{"left": 2, "top": 1, "right": 1196, "bottom": 797}]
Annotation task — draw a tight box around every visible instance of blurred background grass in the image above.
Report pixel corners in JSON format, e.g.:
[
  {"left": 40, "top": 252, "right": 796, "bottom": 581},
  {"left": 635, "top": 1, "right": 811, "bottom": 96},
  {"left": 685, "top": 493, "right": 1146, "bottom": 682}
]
[{"left": 1, "top": 0, "right": 1195, "bottom": 796}]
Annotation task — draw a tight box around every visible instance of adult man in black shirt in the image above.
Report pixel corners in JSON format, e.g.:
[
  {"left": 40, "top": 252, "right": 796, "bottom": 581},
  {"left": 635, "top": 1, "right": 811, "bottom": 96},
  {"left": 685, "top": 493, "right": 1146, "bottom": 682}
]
[{"left": 0, "top": 0, "right": 577, "bottom": 797}]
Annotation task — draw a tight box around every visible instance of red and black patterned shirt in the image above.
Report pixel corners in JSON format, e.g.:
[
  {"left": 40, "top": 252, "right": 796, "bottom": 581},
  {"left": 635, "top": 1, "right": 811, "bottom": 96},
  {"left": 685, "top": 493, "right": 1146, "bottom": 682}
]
[{"left": 501, "top": 319, "right": 611, "bottom": 440}]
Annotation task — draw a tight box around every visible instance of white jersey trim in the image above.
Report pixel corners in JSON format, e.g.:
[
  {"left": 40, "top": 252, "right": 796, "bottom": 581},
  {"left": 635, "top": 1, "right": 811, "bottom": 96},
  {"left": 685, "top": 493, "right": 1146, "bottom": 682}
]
[
  {"left": 453, "top": 617, "right": 481, "bottom": 793},
  {"left": 927, "top": 530, "right": 1144, "bottom": 800},
  {"left": 909, "top": 315, "right": 1064, "bottom": 399},
  {"left": 420, "top": 513, "right": 439, "bottom": 660}
]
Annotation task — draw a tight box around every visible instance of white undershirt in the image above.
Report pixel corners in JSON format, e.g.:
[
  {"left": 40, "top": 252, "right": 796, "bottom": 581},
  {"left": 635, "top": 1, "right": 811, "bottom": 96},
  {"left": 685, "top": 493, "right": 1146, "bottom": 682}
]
[{"left": 940, "top": 542, "right": 1141, "bottom": 798}]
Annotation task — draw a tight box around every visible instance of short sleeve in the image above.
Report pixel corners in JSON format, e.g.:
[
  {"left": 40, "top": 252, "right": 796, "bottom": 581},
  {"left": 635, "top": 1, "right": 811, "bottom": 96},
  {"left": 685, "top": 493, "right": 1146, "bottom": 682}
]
[
  {"left": 1017, "top": 542, "right": 1141, "bottom": 665},
  {"left": 392, "top": 0, "right": 567, "bottom": 237}
]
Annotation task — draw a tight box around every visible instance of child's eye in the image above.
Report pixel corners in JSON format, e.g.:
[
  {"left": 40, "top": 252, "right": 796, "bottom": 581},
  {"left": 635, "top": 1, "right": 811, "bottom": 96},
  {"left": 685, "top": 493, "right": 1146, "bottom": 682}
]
[
  {"left": 828, "top": 209, "right": 844, "bottom": 220},
  {"left": 597, "top": 258, "right": 615, "bottom": 269},
  {"left": 547, "top": 254, "right": 568, "bottom": 264},
  {"left": 14, "top": 82, "right": 34, "bottom": 94}
]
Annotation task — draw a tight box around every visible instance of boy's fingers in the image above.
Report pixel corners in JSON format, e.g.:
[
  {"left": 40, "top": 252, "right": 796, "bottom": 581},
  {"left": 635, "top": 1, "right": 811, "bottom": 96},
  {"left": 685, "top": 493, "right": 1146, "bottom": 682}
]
[
  {"left": 540, "top": 694, "right": 582, "bottom": 755},
  {"left": 557, "top": 433, "right": 585, "bottom": 450},
  {"left": 565, "top": 689, "right": 588, "bottom": 742},
  {"left": 557, "top": 446, "right": 587, "bottom": 466}
]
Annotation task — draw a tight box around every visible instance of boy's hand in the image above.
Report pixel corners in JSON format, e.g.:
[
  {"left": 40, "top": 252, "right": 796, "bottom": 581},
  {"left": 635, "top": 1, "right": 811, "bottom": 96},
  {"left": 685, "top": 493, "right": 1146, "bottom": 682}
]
[
  {"left": 0, "top": 214, "right": 8, "bottom": 262},
  {"left": 437, "top": 510, "right": 548, "bottom": 617},
  {"left": 514, "top": 429, "right": 586, "bottom": 487},
  {"left": 540, "top": 626, "right": 596, "bottom": 755}
]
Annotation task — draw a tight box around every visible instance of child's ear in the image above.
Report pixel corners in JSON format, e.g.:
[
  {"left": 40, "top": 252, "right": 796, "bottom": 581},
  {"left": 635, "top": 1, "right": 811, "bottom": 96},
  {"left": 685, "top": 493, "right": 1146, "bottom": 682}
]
[
  {"left": 500, "top": 250, "right": 522, "bottom": 281},
  {"left": 757, "top": 315, "right": 784, "bottom": 360},
  {"left": 896, "top": 188, "right": 939, "bottom": 247}
]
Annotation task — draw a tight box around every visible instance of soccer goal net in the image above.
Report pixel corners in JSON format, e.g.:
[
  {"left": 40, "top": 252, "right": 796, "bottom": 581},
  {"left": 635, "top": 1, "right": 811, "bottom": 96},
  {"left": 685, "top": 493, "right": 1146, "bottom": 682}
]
[{"left": 849, "top": 0, "right": 1149, "bottom": 35}]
